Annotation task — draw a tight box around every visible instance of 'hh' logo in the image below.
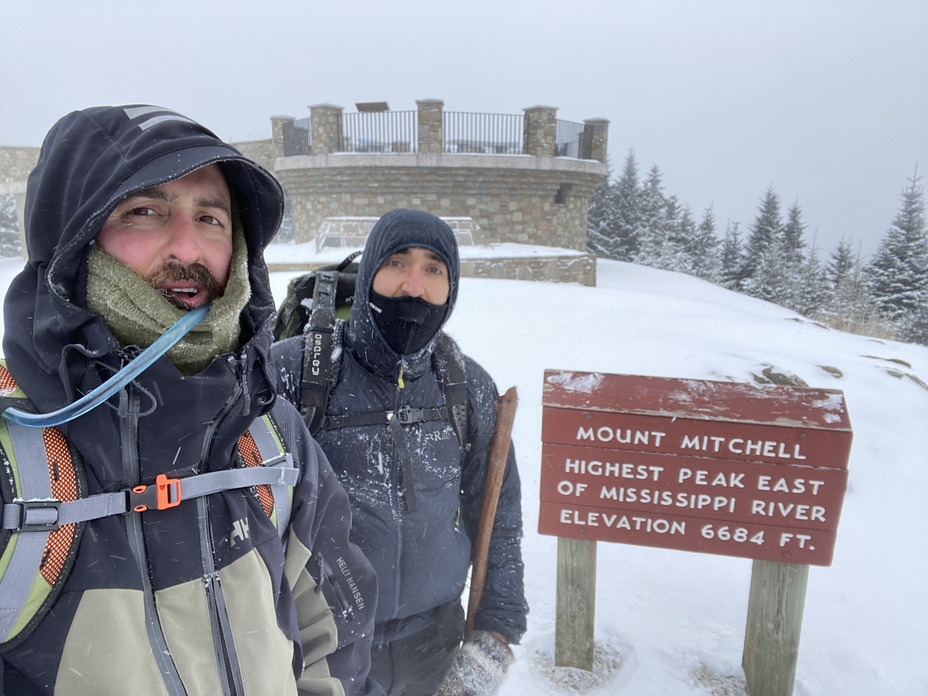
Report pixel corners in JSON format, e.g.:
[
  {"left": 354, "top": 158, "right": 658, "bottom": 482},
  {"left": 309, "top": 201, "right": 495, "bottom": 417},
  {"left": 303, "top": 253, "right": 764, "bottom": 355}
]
[{"left": 230, "top": 518, "right": 250, "bottom": 548}]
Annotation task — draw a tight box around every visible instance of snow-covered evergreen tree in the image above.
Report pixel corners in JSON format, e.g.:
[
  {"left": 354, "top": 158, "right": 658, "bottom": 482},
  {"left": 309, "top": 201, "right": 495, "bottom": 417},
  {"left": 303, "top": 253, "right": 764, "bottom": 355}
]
[
  {"left": 743, "top": 236, "right": 792, "bottom": 305},
  {"left": 667, "top": 202, "right": 698, "bottom": 275},
  {"left": 815, "top": 240, "right": 894, "bottom": 338},
  {"left": 636, "top": 165, "right": 667, "bottom": 267},
  {"left": 865, "top": 171, "right": 928, "bottom": 344},
  {"left": 0, "top": 195, "right": 21, "bottom": 258},
  {"left": 586, "top": 176, "right": 618, "bottom": 259},
  {"left": 611, "top": 150, "right": 642, "bottom": 261},
  {"left": 742, "top": 186, "right": 784, "bottom": 282},
  {"left": 719, "top": 221, "right": 745, "bottom": 290},
  {"left": 782, "top": 202, "right": 807, "bottom": 266},
  {"left": 791, "top": 244, "right": 829, "bottom": 317},
  {"left": 690, "top": 206, "right": 721, "bottom": 282}
]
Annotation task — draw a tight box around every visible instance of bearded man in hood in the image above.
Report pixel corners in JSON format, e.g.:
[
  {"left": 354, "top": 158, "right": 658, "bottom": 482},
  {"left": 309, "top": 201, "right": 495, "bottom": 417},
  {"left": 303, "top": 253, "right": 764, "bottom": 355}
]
[
  {"left": 272, "top": 209, "right": 528, "bottom": 696},
  {"left": 0, "top": 105, "right": 380, "bottom": 696}
]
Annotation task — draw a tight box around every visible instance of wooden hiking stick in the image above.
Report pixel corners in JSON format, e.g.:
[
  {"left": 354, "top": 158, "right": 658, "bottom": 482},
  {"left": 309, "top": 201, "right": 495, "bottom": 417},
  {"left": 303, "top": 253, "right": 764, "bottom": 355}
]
[{"left": 465, "top": 386, "right": 518, "bottom": 637}]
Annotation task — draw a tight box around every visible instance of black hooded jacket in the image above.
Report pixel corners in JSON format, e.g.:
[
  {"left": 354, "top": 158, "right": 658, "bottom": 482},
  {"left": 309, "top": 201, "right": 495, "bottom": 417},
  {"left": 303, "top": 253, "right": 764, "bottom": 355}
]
[
  {"left": 272, "top": 210, "right": 528, "bottom": 646},
  {"left": 1, "top": 106, "right": 378, "bottom": 696}
]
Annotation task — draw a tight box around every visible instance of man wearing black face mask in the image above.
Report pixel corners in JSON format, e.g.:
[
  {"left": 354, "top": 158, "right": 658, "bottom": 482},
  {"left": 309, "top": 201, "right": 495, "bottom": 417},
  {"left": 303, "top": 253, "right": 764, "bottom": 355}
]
[{"left": 272, "top": 209, "right": 527, "bottom": 695}]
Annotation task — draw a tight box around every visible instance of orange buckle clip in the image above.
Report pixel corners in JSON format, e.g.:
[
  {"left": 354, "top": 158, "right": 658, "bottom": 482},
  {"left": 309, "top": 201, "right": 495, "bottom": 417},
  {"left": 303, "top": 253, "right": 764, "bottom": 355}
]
[{"left": 130, "top": 474, "right": 182, "bottom": 513}]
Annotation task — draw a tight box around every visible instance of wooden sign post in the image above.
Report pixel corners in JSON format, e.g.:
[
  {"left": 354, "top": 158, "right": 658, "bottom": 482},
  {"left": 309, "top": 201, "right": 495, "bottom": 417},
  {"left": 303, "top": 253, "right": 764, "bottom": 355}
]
[{"left": 539, "top": 370, "right": 852, "bottom": 693}]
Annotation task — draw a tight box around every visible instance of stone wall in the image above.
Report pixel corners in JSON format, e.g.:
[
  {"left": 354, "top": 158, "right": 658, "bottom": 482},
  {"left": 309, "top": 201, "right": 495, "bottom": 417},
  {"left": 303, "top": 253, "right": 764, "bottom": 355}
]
[
  {"left": 272, "top": 100, "right": 608, "bottom": 258},
  {"left": 276, "top": 153, "right": 604, "bottom": 251},
  {"left": 461, "top": 252, "right": 596, "bottom": 286},
  {"left": 232, "top": 139, "right": 276, "bottom": 174},
  {"left": 0, "top": 147, "right": 41, "bottom": 253},
  {"left": 0, "top": 147, "right": 40, "bottom": 189}
]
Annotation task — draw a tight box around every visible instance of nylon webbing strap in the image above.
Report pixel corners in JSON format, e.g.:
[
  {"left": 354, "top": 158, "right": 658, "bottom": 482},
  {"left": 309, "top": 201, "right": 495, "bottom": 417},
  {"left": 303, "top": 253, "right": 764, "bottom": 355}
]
[
  {"left": 300, "top": 271, "right": 339, "bottom": 432},
  {"left": 249, "top": 411, "right": 296, "bottom": 535},
  {"left": 388, "top": 417, "right": 417, "bottom": 513},
  {"left": 322, "top": 406, "right": 449, "bottom": 431},
  {"left": 0, "top": 424, "right": 53, "bottom": 641},
  {"left": 434, "top": 334, "right": 470, "bottom": 454},
  {"left": 1, "top": 465, "right": 300, "bottom": 532}
]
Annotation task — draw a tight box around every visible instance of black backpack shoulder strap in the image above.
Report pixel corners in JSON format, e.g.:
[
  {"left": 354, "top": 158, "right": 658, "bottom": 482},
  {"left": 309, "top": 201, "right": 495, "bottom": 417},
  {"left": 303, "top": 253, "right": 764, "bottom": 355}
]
[
  {"left": 432, "top": 334, "right": 470, "bottom": 455},
  {"left": 273, "top": 251, "right": 361, "bottom": 342},
  {"left": 298, "top": 270, "right": 342, "bottom": 435}
]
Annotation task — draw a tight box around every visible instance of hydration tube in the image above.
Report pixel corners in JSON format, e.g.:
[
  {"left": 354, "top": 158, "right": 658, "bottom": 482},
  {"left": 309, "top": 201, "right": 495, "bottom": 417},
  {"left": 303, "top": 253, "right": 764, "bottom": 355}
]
[{"left": 2, "top": 304, "right": 210, "bottom": 429}]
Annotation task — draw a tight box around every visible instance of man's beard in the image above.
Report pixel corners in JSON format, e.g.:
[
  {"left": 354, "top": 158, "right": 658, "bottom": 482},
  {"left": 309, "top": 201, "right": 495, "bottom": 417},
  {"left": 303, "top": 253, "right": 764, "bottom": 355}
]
[{"left": 145, "top": 261, "right": 225, "bottom": 310}]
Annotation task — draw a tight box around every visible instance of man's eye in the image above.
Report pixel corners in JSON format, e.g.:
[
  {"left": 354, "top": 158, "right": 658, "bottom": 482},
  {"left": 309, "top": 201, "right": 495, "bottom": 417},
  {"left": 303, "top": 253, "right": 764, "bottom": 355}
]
[{"left": 200, "top": 215, "right": 225, "bottom": 227}]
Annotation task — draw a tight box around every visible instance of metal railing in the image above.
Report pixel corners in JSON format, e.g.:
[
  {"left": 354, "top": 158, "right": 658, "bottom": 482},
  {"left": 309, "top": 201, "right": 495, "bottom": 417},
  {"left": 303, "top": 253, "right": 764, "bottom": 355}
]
[
  {"left": 556, "top": 119, "right": 586, "bottom": 158},
  {"left": 285, "top": 112, "right": 592, "bottom": 158},
  {"left": 442, "top": 111, "right": 524, "bottom": 154},
  {"left": 340, "top": 110, "right": 417, "bottom": 153}
]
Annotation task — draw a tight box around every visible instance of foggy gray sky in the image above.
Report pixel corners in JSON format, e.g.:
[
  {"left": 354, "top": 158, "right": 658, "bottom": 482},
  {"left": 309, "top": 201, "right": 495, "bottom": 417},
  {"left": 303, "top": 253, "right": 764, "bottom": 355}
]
[{"left": 3, "top": 0, "right": 926, "bottom": 257}]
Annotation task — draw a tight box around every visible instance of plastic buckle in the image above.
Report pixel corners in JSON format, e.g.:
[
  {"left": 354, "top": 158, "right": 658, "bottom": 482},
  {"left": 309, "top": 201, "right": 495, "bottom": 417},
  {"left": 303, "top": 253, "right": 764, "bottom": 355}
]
[
  {"left": 129, "top": 474, "right": 182, "bottom": 513},
  {"left": 15, "top": 499, "right": 61, "bottom": 531},
  {"left": 396, "top": 407, "right": 423, "bottom": 425}
]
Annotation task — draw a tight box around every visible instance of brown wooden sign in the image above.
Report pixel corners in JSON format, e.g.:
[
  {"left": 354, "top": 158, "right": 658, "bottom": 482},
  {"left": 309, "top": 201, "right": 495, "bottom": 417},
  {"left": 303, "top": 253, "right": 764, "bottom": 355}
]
[{"left": 539, "top": 370, "right": 852, "bottom": 566}]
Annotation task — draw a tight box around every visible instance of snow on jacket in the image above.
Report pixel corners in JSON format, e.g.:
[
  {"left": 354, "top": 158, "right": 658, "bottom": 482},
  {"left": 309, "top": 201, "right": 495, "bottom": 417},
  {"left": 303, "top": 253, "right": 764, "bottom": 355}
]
[
  {"left": 0, "top": 106, "right": 379, "bottom": 696},
  {"left": 271, "top": 210, "right": 527, "bottom": 646}
]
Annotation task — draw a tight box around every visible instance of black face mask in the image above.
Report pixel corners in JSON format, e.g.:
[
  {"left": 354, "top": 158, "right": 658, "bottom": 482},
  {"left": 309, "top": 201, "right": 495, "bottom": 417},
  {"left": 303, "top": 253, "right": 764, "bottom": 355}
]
[{"left": 369, "top": 290, "right": 448, "bottom": 355}]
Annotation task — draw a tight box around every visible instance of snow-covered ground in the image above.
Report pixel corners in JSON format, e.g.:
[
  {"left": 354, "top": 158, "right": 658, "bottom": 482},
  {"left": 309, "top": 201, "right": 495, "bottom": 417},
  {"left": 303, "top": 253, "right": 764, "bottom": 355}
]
[{"left": 0, "top": 251, "right": 925, "bottom": 695}]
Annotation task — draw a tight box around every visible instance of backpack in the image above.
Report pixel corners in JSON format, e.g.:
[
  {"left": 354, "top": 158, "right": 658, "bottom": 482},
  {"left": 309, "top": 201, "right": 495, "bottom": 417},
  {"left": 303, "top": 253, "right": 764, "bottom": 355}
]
[
  {"left": 0, "top": 361, "right": 298, "bottom": 652},
  {"left": 272, "top": 254, "right": 470, "bottom": 458}
]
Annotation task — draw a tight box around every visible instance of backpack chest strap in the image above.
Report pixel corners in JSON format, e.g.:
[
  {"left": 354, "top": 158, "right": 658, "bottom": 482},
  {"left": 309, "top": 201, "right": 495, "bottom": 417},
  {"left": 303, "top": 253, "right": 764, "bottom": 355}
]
[
  {"left": 321, "top": 405, "right": 449, "bottom": 431},
  {"left": 2, "top": 461, "right": 299, "bottom": 532}
]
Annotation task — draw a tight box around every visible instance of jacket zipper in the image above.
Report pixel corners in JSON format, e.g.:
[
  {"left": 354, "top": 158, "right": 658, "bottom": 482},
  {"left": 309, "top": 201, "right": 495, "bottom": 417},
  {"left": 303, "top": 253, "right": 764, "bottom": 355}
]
[
  {"left": 119, "top": 379, "right": 187, "bottom": 696},
  {"left": 390, "top": 360, "right": 407, "bottom": 616},
  {"left": 315, "top": 553, "right": 355, "bottom": 622},
  {"left": 195, "top": 352, "right": 249, "bottom": 696}
]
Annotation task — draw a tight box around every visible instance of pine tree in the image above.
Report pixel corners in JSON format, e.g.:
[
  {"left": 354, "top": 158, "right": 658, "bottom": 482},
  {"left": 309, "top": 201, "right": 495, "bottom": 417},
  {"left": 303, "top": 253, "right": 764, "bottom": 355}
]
[
  {"left": 586, "top": 176, "right": 618, "bottom": 259},
  {"left": 691, "top": 206, "right": 721, "bottom": 282},
  {"left": 743, "top": 186, "right": 784, "bottom": 282},
  {"left": 866, "top": 171, "right": 928, "bottom": 343},
  {"left": 611, "top": 150, "right": 642, "bottom": 260},
  {"left": 636, "top": 165, "right": 667, "bottom": 267},
  {"left": 0, "top": 195, "right": 21, "bottom": 258},
  {"left": 666, "top": 202, "right": 697, "bottom": 275},
  {"left": 782, "top": 202, "right": 807, "bottom": 266},
  {"left": 791, "top": 245, "right": 829, "bottom": 317},
  {"left": 820, "top": 243, "right": 894, "bottom": 339},
  {"left": 776, "top": 202, "right": 808, "bottom": 311},
  {"left": 743, "top": 236, "right": 792, "bottom": 305},
  {"left": 826, "top": 240, "right": 857, "bottom": 289},
  {"left": 719, "top": 221, "right": 745, "bottom": 290}
]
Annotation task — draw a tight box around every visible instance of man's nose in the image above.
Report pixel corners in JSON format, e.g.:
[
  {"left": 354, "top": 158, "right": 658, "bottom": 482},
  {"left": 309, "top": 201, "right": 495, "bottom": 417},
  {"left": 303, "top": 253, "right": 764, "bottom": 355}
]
[
  {"left": 164, "top": 216, "right": 203, "bottom": 265},
  {"left": 400, "top": 267, "right": 426, "bottom": 298}
]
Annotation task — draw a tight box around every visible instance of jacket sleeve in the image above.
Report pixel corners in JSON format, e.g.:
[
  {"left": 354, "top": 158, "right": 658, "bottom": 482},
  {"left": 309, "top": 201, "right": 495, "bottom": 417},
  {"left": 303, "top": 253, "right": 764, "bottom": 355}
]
[
  {"left": 458, "top": 357, "right": 528, "bottom": 645},
  {"left": 273, "top": 399, "right": 382, "bottom": 696}
]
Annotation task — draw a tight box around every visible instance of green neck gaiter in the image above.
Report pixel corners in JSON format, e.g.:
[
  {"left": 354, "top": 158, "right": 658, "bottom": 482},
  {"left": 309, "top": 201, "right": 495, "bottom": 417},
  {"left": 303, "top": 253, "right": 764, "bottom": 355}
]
[{"left": 85, "top": 224, "right": 251, "bottom": 375}]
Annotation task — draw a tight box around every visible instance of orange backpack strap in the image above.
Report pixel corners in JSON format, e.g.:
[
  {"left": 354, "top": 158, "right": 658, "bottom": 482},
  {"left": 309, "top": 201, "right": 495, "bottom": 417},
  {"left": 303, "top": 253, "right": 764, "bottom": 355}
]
[{"left": 0, "top": 361, "right": 85, "bottom": 651}]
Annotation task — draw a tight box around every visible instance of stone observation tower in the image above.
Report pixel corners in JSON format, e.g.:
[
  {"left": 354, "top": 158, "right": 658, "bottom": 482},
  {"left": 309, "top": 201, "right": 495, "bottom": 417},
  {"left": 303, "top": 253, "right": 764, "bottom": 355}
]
[
  {"left": 236, "top": 99, "right": 609, "bottom": 285},
  {"left": 1, "top": 100, "right": 609, "bottom": 285}
]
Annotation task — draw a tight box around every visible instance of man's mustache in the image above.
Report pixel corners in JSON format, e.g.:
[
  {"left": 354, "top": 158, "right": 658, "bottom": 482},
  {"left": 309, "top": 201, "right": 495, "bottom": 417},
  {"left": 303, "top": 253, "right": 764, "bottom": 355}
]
[{"left": 145, "top": 261, "right": 224, "bottom": 310}]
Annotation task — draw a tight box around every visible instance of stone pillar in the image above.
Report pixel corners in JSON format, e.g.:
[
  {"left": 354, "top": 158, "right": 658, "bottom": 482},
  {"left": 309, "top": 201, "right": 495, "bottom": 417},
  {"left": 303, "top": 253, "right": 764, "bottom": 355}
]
[
  {"left": 523, "top": 106, "right": 557, "bottom": 157},
  {"left": 417, "top": 99, "right": 444, "bottom": 155},
  {"left": 582, "top": 118, "right": 610, "bottom": 164},
  {"left": 270, "top": 116, "right": 293, "bottom": 158},
  {"left": 309, "top": 104, "right": 344, "bottom": 156}
]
